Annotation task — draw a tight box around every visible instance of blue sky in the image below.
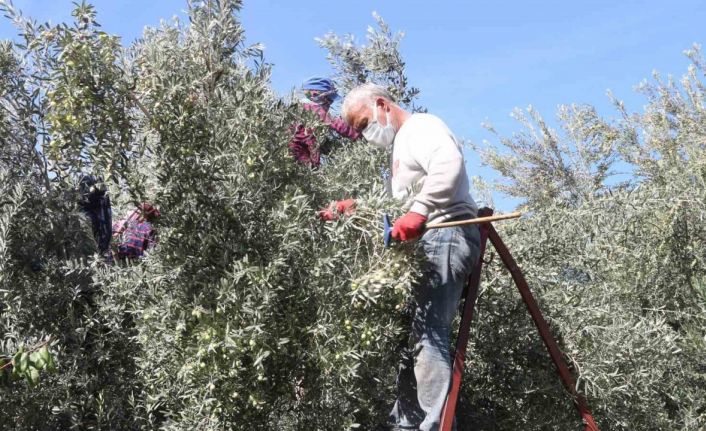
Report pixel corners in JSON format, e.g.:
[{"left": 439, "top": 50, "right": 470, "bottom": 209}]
[{"left": 2, "top": 1, "right": 705, "bottom": 210}]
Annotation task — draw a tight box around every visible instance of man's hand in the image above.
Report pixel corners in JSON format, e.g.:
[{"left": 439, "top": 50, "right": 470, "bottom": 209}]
[
  {"left": 318, "top": 199, "right": 356, "bottom": 221},
  {"left": 391, "top": 211, "right": 428, "bottom": 241},
  {"left": 318, "top": 207, "right": 337, "bottom": 221}
]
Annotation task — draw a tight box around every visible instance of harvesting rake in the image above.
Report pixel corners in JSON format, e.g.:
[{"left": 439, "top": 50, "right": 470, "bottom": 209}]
[{"left": 383, "top": 208, "right": 600, "bottom": 431}]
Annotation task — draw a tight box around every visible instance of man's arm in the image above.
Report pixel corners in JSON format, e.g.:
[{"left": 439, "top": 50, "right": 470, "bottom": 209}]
[
  {"left": 328, "top": 116, "right": 361, "bottom": 140},
  {"left": 408, "top": 132, "right": 464, "bottom": 217},
  {"left": 390, "top": 126, "right": 464, "bottom": 242}
]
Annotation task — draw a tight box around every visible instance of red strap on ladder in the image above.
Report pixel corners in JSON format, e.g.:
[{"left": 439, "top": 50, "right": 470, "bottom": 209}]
[{"left": 439, "top": 209, "right": 600, "bottom": 431}]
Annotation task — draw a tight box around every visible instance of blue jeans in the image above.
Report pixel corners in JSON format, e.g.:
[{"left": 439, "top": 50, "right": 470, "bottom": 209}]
[{"left": 389, "top": 222, "right": 480, "bottom": 431}]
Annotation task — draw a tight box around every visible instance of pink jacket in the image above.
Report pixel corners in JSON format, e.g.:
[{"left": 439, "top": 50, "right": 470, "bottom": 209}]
[{"left": 289, "top": 103, "right": 360, "bottom": 168}]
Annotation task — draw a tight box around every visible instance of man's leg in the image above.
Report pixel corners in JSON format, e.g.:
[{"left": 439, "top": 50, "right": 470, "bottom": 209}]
[
  {"left": 415, "top": 224, "right": 480, "bottom": 431},
  {"left": 389, "top": 346, "right": 425, "bottom": 429},
  {"left": 389, "top": 223, "right": 479, "bottom": 430}
]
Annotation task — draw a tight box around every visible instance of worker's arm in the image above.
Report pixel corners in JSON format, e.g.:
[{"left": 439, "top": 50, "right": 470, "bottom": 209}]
[
  {"left": 305, "top": 103, "right": 360, "bottom": 140},
  {"left": 390, "top": 126, "right": 464, "bottom": 242},
  {"left": 317, "top": 199, "right": 356, "bottom": 221},
  {"left": 327, "top": 116, "right": 361, "bottom": 140},
  {"left": 408, "top": 130, "right": 464, "bottom": 217}
]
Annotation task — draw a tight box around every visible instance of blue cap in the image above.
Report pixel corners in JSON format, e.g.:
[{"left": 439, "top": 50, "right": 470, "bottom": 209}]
[{"left": 302, "top": 76, "right": 340, "bottom": 100}]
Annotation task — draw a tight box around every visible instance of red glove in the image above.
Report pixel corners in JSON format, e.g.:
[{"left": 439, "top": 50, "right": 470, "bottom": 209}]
[
  {"left": 318, "top": 199, "right": 356, "bottom": 221},
  {"left": 318, "top": 207, "right": 337, "bottom": 221},
  {"left": 391, "top": 212, "right": 428, "bottom": 241},
  {"left": 334, "top": 199, "right": 356, "bottom": 215}
]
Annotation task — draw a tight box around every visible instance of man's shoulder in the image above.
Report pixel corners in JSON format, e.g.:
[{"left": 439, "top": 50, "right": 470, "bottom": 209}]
[
  {"left": 407, "top": 113, "right": 450, "bottom": 131},
  {"left": 401, "top": 113, "right": 454, "bottom": 141}
]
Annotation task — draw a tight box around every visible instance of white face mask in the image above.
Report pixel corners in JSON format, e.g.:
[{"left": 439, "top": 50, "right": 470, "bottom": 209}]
[{"left": 362, "top": 103, "right": 396, "bottom": 149}]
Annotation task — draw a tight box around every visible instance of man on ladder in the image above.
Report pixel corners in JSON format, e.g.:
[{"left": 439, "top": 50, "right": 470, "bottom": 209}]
[
  {"left": 322, "top": 83, "right": 480, "bottom": 431},
  {"left": 325, "top": 83, "right": 600, "bottom": 431}
]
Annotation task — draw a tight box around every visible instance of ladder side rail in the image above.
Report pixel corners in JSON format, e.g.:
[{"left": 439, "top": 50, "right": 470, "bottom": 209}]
[{"left": 487, "top": 224, "right": 600, "bottom": 431}]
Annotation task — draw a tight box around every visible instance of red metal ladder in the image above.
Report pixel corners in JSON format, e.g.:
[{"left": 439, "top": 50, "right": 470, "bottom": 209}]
[{"left": 439, "top": 208, "right": 600, "bottom": 431}]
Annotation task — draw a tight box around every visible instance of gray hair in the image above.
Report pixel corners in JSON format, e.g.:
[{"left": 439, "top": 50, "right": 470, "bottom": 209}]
[{"left": 341, "top": 83, "right": 395, "bottom": 121}]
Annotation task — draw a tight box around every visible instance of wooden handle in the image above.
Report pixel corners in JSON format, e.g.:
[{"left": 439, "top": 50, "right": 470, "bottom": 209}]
[{"left": 426, "top": 211, "right": 521, "bottom": 229}]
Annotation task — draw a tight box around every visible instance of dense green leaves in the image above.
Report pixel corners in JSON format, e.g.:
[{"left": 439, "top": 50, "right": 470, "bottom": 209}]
[
  {"left": 0, "top": 1, "right": 705, "bottom": 430},
  {"left": 1, "top": 1, "right": 418, "bottom": 429},
  {"left": 4, "top": 344, "right": 55, "bottom": 387},
  {"left": 467, "top": 46, "right": 706, "bottom": 430}
]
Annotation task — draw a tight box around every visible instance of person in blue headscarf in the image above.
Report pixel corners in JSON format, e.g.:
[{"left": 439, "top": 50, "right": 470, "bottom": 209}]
[{"left": 289, "top": 77, "right": 360, "bottom": 167}]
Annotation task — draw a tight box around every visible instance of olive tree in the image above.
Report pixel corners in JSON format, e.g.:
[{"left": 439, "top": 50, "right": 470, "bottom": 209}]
[
  {"left": 1, "top": 1, "right": 705, "bottom": 430},
  {"left": 466, "top": 46, "right": 706, "bottom": 430},
  {"left": 2, "top": 1, "right": 421, "bottom": 429}
]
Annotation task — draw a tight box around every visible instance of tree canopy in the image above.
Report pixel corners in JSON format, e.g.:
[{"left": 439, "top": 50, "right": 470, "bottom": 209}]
[{"left": 0, "top": 1, "right": 704, "bottom": 430}]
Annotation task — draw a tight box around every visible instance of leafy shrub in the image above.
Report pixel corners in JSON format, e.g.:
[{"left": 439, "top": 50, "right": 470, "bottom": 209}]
[{"left": 0, "top": 1, "right": 704, "bottom": 430}]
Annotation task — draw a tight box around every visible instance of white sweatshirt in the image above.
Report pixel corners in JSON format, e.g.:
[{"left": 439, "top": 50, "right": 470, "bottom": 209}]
[{"left": 390, "top": 113, "right": 478, "bottom": 222}]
